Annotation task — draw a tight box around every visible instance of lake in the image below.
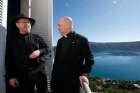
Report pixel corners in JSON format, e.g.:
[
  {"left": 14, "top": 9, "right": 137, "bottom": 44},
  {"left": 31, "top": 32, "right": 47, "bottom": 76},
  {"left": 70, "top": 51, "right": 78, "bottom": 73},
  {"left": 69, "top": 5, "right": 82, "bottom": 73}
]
[{"left": 90, "top": 52, "right": 140, "bottom": 80}]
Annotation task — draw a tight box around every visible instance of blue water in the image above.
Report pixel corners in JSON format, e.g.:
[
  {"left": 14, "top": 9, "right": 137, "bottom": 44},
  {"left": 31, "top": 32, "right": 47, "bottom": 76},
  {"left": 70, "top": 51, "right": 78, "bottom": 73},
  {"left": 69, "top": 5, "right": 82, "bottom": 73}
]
[{"left": 90, "top": 52, "right": 140, "bottom": 80}]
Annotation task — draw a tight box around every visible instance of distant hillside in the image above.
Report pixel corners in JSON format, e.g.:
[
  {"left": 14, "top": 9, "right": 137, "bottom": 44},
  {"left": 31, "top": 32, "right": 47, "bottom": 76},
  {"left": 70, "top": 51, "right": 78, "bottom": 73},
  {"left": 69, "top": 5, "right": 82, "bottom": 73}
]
[{"left": 89, "top": 41, "right": 140, "bottom": 53}]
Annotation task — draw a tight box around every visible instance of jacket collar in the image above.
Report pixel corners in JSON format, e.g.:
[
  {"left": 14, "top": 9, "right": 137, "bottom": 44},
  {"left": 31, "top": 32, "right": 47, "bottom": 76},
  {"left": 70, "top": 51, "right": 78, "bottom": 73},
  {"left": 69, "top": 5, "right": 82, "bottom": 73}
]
[{"left": 64, "top": 31, "right": 75, "bottom": 38}]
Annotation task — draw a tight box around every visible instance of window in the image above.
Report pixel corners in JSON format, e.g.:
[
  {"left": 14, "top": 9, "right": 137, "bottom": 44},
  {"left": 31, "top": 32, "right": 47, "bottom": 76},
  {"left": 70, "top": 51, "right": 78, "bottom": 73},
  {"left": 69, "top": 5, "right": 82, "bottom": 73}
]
[
  {"left": 0, "top": 0, "right": 7, "bottom": 28},
  {"left": 0, "top": 0, "right": 3, "bottom": 24},
  {"left": 29, "top": 0, "right": 31, "bottom": 17}
]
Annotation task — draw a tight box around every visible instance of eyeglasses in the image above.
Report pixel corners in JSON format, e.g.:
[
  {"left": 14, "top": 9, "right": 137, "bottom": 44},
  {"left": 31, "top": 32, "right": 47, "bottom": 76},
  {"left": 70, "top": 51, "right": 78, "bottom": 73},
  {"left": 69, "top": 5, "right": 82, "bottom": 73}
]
[{"left": 17, "top": 21, "right": 30, "bottom": 24}]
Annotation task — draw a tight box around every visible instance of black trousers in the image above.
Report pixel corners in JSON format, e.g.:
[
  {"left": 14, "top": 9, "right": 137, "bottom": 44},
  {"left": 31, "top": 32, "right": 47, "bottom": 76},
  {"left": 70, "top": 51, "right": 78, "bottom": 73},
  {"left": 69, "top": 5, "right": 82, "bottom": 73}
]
[
  {"left": 6, "top": 71, "right": 48, "bottom": 93},
  {"left": 51, "top": 77, "right": 80, "bottom": 93}
]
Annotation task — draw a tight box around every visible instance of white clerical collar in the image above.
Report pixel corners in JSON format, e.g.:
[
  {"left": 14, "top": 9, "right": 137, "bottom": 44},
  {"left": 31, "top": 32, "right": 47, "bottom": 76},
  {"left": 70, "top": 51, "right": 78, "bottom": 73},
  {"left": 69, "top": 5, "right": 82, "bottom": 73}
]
[{"left": 63, "top": 34, "right": 68, "bottom": 38}]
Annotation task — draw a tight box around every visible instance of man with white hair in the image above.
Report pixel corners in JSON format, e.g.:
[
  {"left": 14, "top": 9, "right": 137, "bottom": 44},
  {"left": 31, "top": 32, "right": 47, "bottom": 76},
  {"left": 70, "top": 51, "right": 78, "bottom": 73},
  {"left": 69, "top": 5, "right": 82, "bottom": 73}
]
[{"left": 51, "top": 16, "right": 94, "bottom": 93}]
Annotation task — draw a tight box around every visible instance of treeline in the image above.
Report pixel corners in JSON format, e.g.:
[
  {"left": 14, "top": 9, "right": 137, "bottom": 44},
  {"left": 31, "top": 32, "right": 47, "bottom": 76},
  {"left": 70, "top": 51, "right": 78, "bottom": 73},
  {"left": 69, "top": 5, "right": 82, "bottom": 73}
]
[
  {"left": 89, "top": 76, "right": 140, "bottom": 93},
  {"left": 89, "top": 41, "right": 140, "bottom": 53}
]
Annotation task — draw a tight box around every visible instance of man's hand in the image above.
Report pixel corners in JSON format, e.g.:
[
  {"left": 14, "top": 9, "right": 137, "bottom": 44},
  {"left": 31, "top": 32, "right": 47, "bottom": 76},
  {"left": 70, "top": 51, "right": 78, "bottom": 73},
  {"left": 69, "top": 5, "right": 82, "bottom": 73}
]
[
  {"left": 79, "top": 76, "right": 89, "bottom": 86},
  {"left": 9, "top": 78, "right": 19, "bottom": 88},
  {"left": 29, "top": 50, "right": 40, "bottom": 59}
]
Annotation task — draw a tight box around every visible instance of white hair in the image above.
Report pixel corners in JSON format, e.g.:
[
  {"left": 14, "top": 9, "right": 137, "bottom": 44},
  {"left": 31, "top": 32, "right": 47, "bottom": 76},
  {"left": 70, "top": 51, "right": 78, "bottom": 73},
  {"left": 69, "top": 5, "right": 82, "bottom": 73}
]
[{"left": 60, "top": 16, "right": 74, "bottom": 29}]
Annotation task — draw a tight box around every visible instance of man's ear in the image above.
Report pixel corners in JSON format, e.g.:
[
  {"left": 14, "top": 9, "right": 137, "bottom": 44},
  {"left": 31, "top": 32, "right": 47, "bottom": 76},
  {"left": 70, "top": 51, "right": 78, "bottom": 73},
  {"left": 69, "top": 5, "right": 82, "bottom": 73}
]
[{"left": 16, "top": 22, "right": 19, "bottom": 28}]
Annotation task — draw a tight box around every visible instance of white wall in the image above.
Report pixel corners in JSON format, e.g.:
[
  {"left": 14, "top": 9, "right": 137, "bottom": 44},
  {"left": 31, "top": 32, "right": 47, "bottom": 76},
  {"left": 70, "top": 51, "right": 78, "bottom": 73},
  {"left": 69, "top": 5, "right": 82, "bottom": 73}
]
[
  {"left": 0, "top": 0, "right": 8, "bottom": 92},
  {"left": 31, "top": 0, "right": 53, "bottom": 79},
  {"left": 0, "top": 25, "right": 6, "bottom": 93},
  {"left": 20, "top": 0, "right": 29, "bottom": 16}
]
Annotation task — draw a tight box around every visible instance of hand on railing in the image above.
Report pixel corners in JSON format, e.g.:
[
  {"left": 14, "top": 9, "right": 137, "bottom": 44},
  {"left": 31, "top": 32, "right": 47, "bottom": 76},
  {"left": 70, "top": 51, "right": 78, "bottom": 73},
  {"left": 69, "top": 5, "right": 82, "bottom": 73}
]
[
  {"left": 79, "top": 76, "right": 89, "bottom": 86},
  {"left": 79, "top": 76, "right": 92, "bottom": 93}
]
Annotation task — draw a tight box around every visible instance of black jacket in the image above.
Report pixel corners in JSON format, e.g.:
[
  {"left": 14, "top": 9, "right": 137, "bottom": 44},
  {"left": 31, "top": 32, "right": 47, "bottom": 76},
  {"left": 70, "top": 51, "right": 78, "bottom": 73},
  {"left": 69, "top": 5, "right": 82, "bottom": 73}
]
[
  {"left": 5, "top": 33, "right": 48, "bottom": 79},
  {"left": 51, "top": 31, "right": 94, "bottom": 90}
]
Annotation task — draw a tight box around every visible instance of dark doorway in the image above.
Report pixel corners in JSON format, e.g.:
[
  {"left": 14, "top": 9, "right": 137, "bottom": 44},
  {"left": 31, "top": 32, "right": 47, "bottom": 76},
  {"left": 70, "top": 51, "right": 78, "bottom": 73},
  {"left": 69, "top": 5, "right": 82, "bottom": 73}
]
[
  {"left": 7, "top": 0, "right": 20, "bottom": 34},
  {"left": 6, "top": 0, "right": 20, "bottom": 93},
  {"left": 7, "top": 0, "right": 20, "bottom": 40}
]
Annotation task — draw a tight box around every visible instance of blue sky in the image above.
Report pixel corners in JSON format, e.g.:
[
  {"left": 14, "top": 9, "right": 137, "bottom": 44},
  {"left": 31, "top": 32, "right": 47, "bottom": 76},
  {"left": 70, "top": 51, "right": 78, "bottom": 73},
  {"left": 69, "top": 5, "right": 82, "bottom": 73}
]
[{"left": 53, "top": 0, "right": 140, "bottom": 45}]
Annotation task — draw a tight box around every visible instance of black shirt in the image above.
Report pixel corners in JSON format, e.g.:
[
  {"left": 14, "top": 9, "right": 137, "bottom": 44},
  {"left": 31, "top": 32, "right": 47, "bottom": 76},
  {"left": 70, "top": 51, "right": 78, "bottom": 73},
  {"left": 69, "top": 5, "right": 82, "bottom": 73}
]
[{"left": 5, "top": 33, "right": 48, "bottom": 79}]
